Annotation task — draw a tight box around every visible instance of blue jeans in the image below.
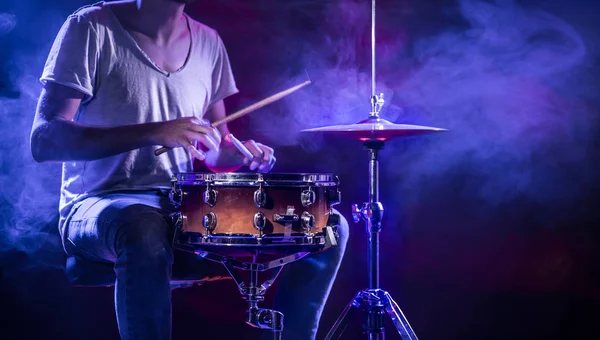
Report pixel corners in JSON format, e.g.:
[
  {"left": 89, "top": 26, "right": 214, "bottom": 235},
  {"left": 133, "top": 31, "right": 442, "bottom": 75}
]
[{"left": 62, "top": 190, "right": 348, "bottom": 340}]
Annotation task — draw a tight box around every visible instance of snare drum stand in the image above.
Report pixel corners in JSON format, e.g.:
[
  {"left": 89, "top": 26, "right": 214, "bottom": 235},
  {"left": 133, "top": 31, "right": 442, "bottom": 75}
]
[
  {"left": 324, "top": 95, "right": 418, "bottom": 340},
  {"left": 201, "top": 252, "right": 299, "bottom": 340},
  {"left": 196, "top": 230, "right": 339, "bottom": 340}
]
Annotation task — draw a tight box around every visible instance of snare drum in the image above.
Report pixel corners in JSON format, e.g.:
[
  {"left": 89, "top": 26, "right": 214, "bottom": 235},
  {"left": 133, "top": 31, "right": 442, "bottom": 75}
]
[{"left": 169, "top": 173, "right": 341, "bottom": 258}]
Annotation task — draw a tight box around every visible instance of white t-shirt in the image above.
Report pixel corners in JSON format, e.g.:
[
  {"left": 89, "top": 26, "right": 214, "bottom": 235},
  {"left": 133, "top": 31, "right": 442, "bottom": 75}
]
[{"left": 40, "top": 2, "right": 239, "bottom": 219}]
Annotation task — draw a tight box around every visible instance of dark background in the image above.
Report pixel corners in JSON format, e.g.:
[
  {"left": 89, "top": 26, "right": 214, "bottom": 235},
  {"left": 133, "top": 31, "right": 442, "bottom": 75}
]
[{"left": 1, "top": 0, "right": 599, "bottom": 339}]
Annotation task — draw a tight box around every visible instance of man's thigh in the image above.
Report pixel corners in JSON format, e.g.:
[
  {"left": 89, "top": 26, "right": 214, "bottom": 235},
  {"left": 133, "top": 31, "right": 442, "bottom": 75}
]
[{"left": 63, "top": 191, "right": 174, "bottom": 263}]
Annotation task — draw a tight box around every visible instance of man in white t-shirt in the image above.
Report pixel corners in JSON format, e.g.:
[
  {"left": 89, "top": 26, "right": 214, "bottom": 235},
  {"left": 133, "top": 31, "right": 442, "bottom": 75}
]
[{"left": 30, "top": 0, "right": 349, "bottom": 339}]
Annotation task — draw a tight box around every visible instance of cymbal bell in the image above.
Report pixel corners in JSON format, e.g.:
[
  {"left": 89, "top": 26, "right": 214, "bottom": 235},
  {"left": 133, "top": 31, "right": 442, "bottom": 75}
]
[{"left": 301, "top": 117, "right": 447, "bottom": 141}]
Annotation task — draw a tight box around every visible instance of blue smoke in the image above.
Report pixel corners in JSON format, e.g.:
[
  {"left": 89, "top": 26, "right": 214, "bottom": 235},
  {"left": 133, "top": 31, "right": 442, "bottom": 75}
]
[
  {"left": 0, "top": 1, "right": 76, "bottom": 273},
  {"left": 391, "top": 0, "right": 596, "bottom": 210},
  {"left": 244, "top": 0, "right": 598, "bottom": 211}
]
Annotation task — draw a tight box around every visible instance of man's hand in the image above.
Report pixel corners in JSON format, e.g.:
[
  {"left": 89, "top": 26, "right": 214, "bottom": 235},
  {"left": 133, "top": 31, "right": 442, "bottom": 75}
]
[
  {"left": 241, "top": 140, "right": 276, "bottom": 173},
  {"left": 151, "top": 117, "right": 221, "bottom": 161},
  {"left": 202, "top": 134, "right": 276, "bottom": 173},
  {"left": 227, "top": 134, "right": 276, "bottom": 173}
]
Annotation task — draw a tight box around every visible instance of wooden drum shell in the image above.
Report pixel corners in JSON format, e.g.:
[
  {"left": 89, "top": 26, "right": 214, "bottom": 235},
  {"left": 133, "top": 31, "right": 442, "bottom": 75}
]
[{"left": 172, "top": 173, "right": 340, "bottom": 238}]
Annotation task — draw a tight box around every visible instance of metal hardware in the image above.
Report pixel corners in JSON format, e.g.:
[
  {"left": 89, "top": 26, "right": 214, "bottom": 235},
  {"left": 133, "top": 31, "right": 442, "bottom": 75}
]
[
  {"left": 273, "top": 213, "right": 299, "bottom": 223},
  {"left": 326, "top": 139, "right": 420, "bottom": 339},
  {"left": 327, "top": 187, "right": 341, "bottom": 207},
  {"left": 324, "top": 225, "right": 338, "bottom": 248},
  {"left": 351, "top": 202, "right": 383, "bottom": 233},
  {"left": 322, "top": 4, "right": 425, "bottom": 334},
  {"left": 351, "top": 203, "right": 362, "bottom": 223},
  {"left": 326, "top": 212, "right": 341, "bottom": 227},
  {"left": 203, "top": 185, "right": 218, "bottom": 207},
  {"left": 301, "top": 211, "right": 315, "bottom": 231},
  {"left": 216, "top": 254, "right": 286, "bottom": 340},
  {"left": 247, "top": 307, "right": 284, "bottom": 336},
  {"left": 175, "top": 172, "right": 339, "bottom": 188},
  {"left": 253, "top": 212, "right": 267, "bottom": 231},
  {"left": 202, "top": 212, "right": 217, "bottom": 232},
  {"left": 169, "top": 212, "right": 183, "bottom": 245},
  {"left": 169, "top": 176, "right": 182, "bottom": 207},
  {"left": 254, "top": 185, "right": 267, "bottom": 208},
  {"left": 301, "top": 187, "right": 316, "bottom": 207}
]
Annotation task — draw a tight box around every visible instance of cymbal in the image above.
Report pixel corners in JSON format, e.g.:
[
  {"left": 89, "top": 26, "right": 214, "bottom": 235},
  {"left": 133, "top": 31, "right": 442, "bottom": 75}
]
[{"left": 301, "top": 117, "right": 447, "bottom": 141}]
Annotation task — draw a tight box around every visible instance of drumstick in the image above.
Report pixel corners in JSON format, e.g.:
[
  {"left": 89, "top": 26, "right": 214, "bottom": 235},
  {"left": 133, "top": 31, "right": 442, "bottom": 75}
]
[
  {"left": 228, "top": 133, "right": 255, "bottom": 160},
  {"left": 154, "top": 80, "right": 311, "bottom": 156}
]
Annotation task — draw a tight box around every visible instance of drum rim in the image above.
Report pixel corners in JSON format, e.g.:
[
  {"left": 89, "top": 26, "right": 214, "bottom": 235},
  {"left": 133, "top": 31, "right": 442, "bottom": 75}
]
[
  {"left": 173, "top": 172, "right": 339, "bottom": 186},
  {"left": 176, "top": 231, "right": 328, "bottom": 246}
]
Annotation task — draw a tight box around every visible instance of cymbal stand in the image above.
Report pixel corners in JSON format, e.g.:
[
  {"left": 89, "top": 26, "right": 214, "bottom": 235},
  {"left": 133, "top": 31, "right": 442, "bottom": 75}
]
[
  {"left": 324, "top": 0, "right": 419, "bottom": 338},
  {"left": 324, "top": 133, "right": 418, "bottom": 339}
]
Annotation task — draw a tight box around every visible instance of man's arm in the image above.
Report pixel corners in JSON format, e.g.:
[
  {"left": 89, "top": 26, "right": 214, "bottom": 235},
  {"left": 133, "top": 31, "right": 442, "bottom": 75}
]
[
  {"left": 30, "top": 82, "right": 220, "bottom": 163},
  {"left": 203, "top": 99, "right": 230, "bottom": 137}
]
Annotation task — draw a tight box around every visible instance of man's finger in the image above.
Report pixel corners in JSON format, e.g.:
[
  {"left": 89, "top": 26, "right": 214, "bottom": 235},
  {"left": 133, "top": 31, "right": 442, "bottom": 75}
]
[
  {"left": 258, "top": 155, "right": 276, "bottom": 173},
  {"left": 255, "top": 144, "right": 274, "bottom": 173},
  {"left": 189, "top": 125, "right": 222, "bottom": 146},
  {"left": 184, "top": 142, "right": 205, "bottom": 161},
  {"left": 244, "top": 140, "right": 265, "bottom": 171},
  {"left": 258, "top": 143, "right": 274, "bottom": 162},
  {"left": 191, "top": 133, "right": 220, "bottom": 152}
]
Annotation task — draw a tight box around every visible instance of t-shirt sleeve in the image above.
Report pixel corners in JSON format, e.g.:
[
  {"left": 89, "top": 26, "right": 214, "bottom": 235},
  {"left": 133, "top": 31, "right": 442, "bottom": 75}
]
[
  {"left": 40, "top": 14, "right": 98, "bottom": 101},
  {"left": 210, "top": 35, "right": 239, "bottom": 106}
]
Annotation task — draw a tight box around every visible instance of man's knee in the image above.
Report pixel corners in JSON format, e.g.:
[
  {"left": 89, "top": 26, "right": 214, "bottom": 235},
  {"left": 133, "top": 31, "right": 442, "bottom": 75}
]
[{"left": 108, "top": 204, "right": 174, "bottom": 262}]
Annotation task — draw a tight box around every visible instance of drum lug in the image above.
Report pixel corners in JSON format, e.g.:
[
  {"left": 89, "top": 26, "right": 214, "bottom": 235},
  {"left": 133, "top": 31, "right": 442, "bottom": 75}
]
[
  {"left": 253, "top": 212, "right": 267, "bottom": 232},
  {"left": 301, "top": 187, "right": 316, "bottom": 207},
  {"left": 202, "top": 212, "right": 217, "bottom": 233},
  {"left": 327, "top": 188, "right": 341, "bottom": 207},
  {"left": 170, "top": 212, "right": 183, "bottom": 229},
  {"left": 301, "top": 211, "right": 315, "bottom": 231},
  {"left": 327, "top": 211, "right": 341, "bottom": 227},
  {"left": 169, "top": 176, "right": 183, "bottom": 207},
  {"left": 254, "top": 185, "right": 267, "bottom": 208},
  {"left": 203, "top": 187, "right": 218, "bottom": 207}
]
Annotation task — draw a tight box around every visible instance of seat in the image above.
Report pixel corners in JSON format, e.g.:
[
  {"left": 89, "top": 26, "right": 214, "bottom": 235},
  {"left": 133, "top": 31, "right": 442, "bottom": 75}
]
[{"left": 65, "top": 250, "right": 231, "bottom": 289}]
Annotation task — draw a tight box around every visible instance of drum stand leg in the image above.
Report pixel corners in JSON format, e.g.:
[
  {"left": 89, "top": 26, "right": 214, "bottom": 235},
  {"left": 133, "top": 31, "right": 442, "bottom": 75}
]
[
  {"left": 220, "top": 257, "right": 286, "bottom": 339},
  {"left": 325, "top": 141, "right": 418, "bottom": 340}
]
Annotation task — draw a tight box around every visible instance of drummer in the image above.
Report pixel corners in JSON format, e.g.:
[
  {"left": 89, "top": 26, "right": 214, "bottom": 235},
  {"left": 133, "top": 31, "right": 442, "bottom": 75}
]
[{"left": 29, "top": 0, "right": 349, "bottom": 339}]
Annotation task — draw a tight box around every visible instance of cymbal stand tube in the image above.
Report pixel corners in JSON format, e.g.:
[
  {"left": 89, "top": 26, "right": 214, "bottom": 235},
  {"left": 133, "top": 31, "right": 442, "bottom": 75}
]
[{"left": 368, "top": 142, "right": 383, "bottom": 289}]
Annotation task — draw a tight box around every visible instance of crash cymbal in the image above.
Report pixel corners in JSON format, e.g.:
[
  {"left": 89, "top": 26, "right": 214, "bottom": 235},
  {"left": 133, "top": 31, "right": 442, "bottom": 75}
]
[{"left": 301, "top": 117, "right": 447, "bottom": 141}]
